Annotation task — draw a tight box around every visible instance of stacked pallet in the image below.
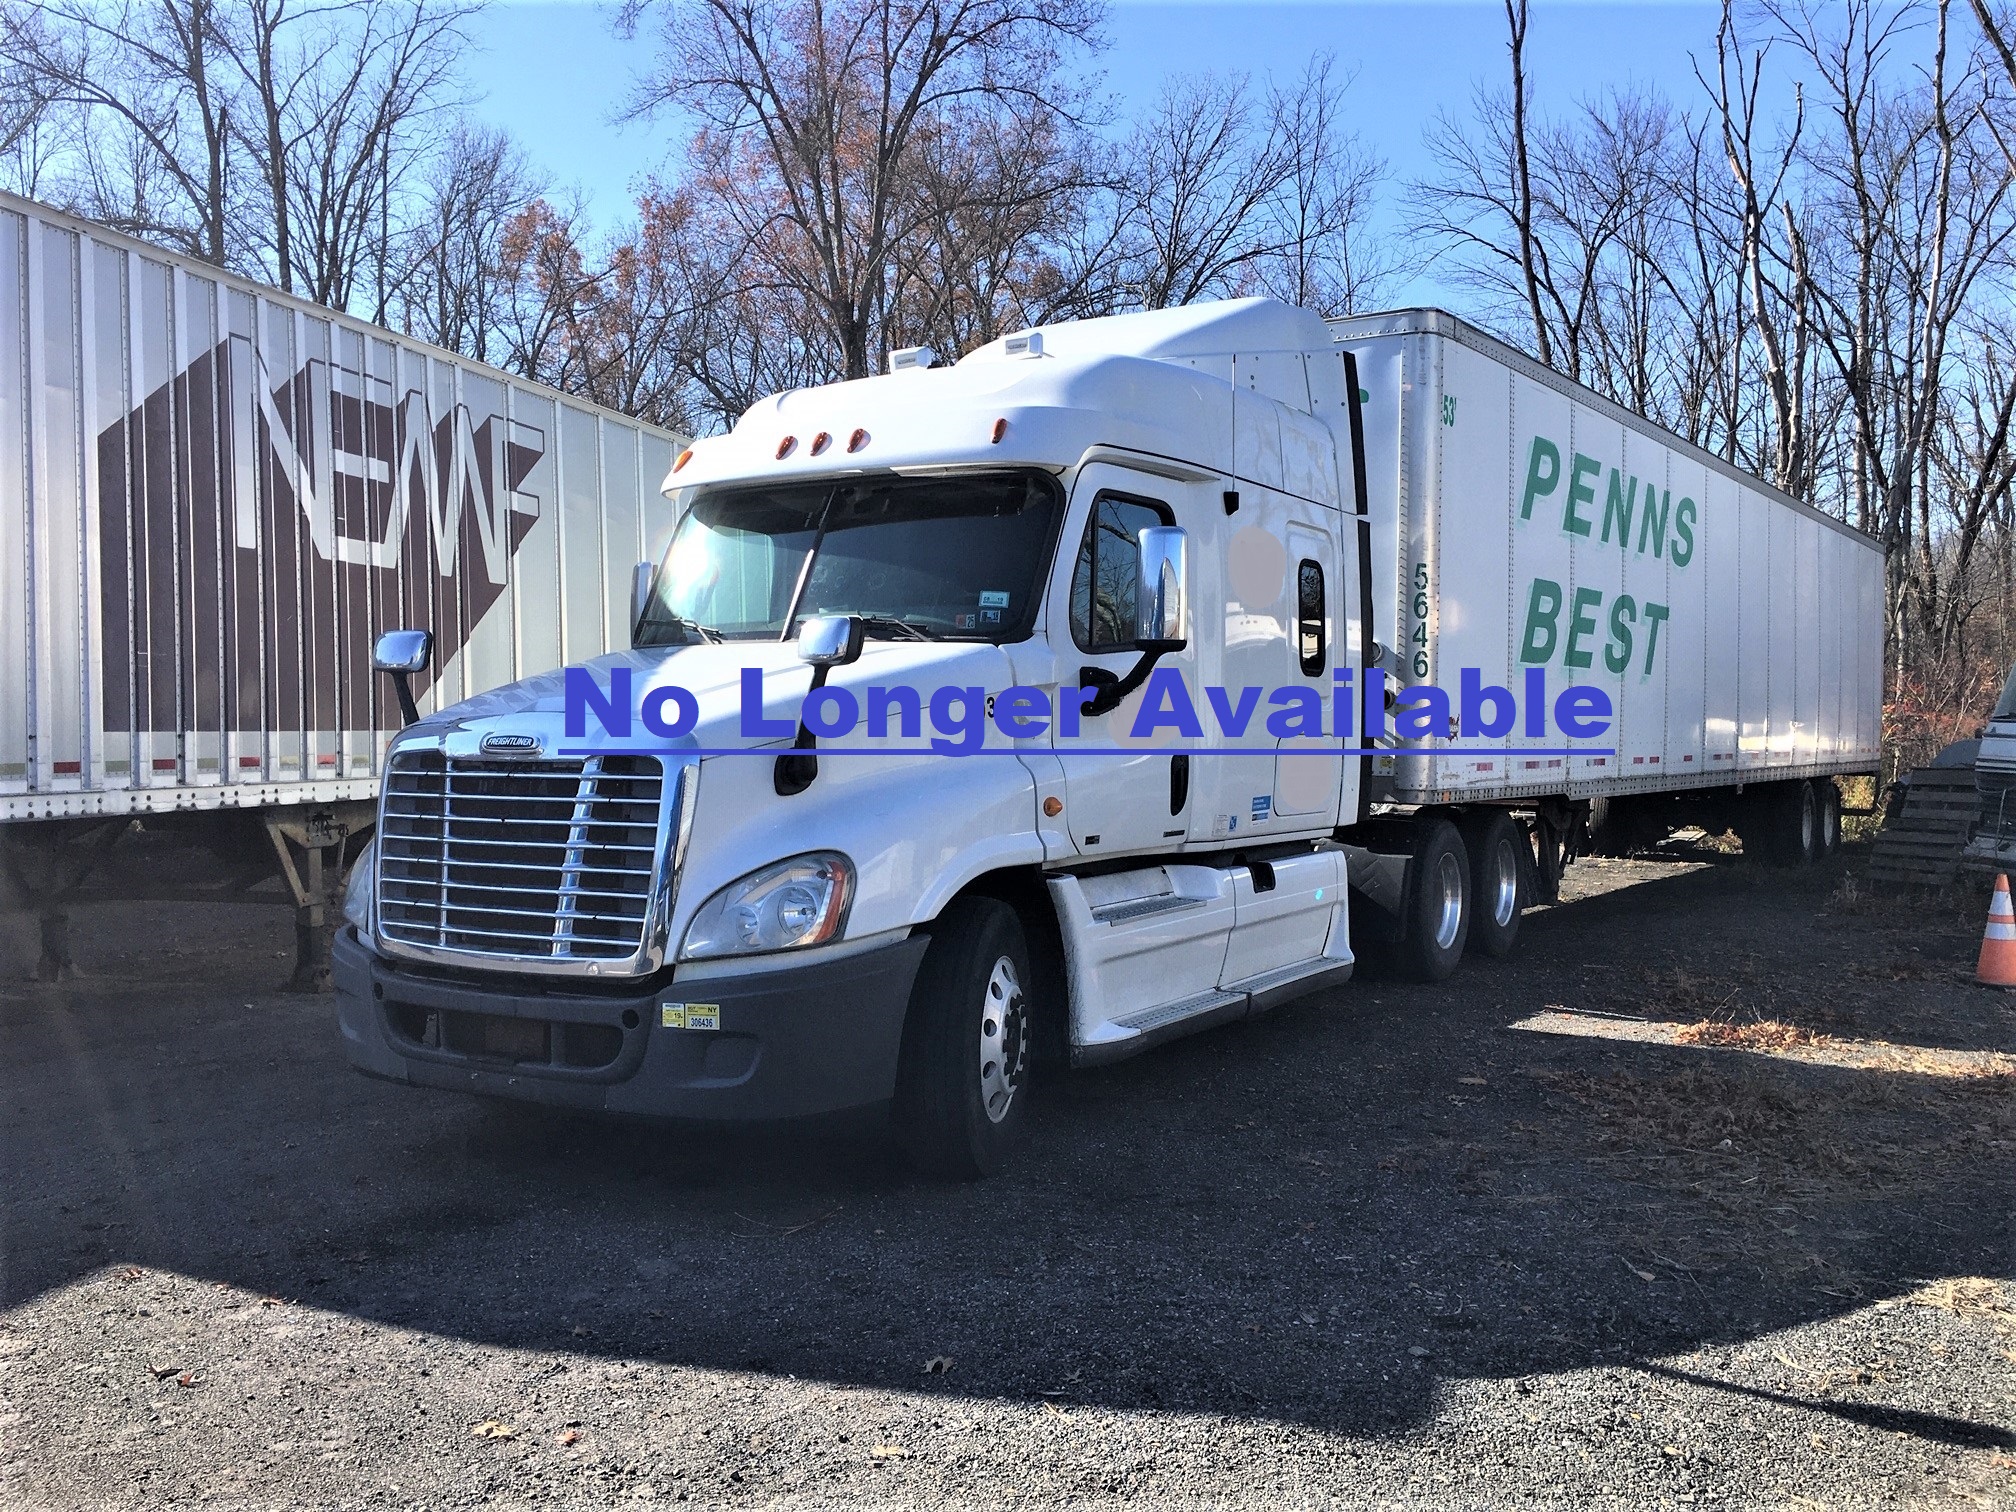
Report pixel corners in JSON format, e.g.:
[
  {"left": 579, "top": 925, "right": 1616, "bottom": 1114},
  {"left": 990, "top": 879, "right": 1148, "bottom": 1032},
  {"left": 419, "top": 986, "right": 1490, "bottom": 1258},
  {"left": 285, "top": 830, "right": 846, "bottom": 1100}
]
[{"left": 1869, "top": 767, "right": 1981, "bottom": 885}]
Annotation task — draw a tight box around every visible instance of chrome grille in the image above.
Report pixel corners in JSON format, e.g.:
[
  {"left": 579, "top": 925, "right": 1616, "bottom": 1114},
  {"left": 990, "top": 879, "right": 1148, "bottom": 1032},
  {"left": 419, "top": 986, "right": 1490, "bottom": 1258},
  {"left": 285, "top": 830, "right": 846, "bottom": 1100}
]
[{"left": 376, "top": 751, "right": 665, "bottom": 962}]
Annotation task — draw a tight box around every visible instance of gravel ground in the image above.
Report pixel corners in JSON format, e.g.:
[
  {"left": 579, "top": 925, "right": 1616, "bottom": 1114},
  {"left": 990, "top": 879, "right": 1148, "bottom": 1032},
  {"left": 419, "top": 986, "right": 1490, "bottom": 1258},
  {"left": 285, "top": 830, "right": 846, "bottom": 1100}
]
[{"left": 3, "top": 843, "right": 2013, "bottom": 1509}]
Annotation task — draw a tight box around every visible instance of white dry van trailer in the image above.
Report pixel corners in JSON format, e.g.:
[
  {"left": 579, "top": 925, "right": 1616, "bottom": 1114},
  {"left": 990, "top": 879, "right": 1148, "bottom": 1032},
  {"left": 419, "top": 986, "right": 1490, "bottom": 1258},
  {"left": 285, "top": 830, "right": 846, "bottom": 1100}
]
[
  {"left": 331, "top": 298, "right": 1883, "bottom": 1175},
  {"left": 0, "top": 190, "right": 685, "bottom": 982}
]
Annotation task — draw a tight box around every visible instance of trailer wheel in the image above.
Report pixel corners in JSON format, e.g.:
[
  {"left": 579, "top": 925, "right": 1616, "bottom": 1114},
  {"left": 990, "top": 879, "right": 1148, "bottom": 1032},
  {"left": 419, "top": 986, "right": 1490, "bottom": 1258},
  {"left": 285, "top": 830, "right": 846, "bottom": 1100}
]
[
  {"left": 1584, "top": 796, "right": 1631, "bottom": 856},
  {"left": 1396, "top": 818, "right": 1470, "bottom": 982},
  {"left": 1748, "top": 781, "right": 1818, "bottom": 866},
  {"left": 1460, "top": 812, "right": 1524, "bottom": 959},
  {"left": 894, "top": 896, "right": 1033, "bottom": 1179},
  {"left": 1813, "top": 779, "right": 1841, "bottom": 857}
]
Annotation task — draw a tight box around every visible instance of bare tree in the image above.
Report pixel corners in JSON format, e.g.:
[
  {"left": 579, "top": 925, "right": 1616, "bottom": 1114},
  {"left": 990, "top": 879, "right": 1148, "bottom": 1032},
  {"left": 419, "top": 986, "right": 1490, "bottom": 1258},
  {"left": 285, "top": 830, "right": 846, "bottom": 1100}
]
[
  {"left": 1247, "top": 56, "right": 1395, "bottom": 316},
  {"left": 1698, "top": 0, "right": 1820, "bottom": 493},
  {"left": 387, "top": 123, "right": 543, "bottom": 362},
  {"left": 5, "top": 0, "right": 238, "bottom": 262},
  {"left": 622, "top": 0, "right": 1101, "bottom": 381},
  {"left": 6, "top": 0, "right": 475, "bottom": 318},
  {"left": 1113, "top": 71, "right": 1296, "bottom": 309},
  {"left": 1504, "top": 0, "right": 1550, "bottom": 366}
]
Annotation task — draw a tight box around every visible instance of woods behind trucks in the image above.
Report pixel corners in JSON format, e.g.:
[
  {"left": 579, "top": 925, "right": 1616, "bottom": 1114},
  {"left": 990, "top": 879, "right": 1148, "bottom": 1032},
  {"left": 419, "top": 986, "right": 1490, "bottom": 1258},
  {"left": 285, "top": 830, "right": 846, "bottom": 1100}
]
[{"left": 328, "top": 297, "right": 1883, "bottom": 1177}]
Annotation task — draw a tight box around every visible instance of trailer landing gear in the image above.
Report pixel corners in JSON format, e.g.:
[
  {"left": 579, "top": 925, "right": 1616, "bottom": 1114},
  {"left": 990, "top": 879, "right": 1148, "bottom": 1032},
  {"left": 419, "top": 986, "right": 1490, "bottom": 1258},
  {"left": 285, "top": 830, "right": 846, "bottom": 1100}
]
[
  {"left": 0, "top": 819, "right": 128, "bottom": 981},
  {"left": 2, "top": 806, "right": 371, "bottom": 990},
  {"left": 264, "top": 810, "right": 370, "bottom": 993}
]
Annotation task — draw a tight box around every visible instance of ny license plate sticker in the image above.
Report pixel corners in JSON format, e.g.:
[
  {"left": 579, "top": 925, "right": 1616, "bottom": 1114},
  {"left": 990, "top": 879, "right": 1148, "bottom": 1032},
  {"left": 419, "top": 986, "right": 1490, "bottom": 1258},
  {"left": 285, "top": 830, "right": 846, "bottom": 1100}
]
[{"left": 660, "top": 1002, "right": 721, "bottom": 1031}]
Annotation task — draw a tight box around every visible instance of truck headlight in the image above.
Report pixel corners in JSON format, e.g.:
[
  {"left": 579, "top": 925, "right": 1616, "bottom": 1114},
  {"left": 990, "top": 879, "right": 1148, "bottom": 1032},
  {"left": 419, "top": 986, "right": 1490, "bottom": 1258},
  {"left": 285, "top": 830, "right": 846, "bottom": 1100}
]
[
  {"left": 342, "top": 838, "right": 377, "bottom": 934},
  {"left": 680, "top": 852, "right": 853, "bottom": 960}
]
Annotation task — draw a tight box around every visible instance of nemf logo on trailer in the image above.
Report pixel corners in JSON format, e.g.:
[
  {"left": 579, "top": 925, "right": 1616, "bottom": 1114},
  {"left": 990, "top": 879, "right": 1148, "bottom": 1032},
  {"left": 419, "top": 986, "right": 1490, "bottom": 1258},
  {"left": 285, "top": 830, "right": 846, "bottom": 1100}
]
[{"left": 95, "top": 336, "right": 545, "bottom": 738}]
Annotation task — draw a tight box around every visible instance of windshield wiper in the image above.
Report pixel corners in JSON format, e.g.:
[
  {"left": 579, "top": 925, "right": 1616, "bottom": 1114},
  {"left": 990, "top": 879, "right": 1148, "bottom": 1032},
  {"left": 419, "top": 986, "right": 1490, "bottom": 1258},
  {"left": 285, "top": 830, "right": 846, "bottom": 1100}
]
[
  {"left": 854, "top": 615, "right": 943, "bottom": 642},
  {"left": 644, "top": 613, "right": 722, "bottom": 645}
]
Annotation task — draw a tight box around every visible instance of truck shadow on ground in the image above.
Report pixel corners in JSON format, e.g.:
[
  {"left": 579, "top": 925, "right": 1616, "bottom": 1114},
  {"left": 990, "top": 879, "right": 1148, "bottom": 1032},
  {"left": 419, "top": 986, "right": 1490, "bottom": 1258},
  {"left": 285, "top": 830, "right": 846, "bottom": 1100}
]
[{"left": 4, "top": 852, "right": 2011, "bottom": 1446}]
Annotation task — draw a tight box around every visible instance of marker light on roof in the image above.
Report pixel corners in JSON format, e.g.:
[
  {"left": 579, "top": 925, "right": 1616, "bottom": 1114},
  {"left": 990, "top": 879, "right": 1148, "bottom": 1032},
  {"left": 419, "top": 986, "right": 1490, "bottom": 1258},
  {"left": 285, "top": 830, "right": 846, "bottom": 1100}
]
[
  {"left": 673, "top": 448, "right": 693, "bottom": 472},
  {"left": 811, "top": 431, "right": 832, "bottom": 456},
  {"left": 847, "top": 429, "right": 869, "bottom": 454},
  {"left": 991, "top": 418, "right": 1008, "bottom": 444},
  {"left": 776, "top": 436, "right": 797, "bottom": 460}
]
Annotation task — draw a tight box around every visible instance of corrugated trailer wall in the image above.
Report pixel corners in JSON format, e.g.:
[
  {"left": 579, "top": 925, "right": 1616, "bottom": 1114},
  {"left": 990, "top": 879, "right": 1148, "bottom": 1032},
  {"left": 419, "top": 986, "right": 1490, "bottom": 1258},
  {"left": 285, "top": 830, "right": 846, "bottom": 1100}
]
[
  {"left": 0, "top": 192, "right": 685, "bottom": 823},
  {"left": 1332, "top": 310, "right": 1884, "bottom": 802}
]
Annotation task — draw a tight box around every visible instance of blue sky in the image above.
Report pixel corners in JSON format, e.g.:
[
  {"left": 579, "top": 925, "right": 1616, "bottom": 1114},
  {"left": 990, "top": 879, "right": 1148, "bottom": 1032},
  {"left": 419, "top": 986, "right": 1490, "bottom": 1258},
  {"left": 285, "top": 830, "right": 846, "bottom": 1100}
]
[{"left": 466, "top": 1, "right": 1727, "bottom": 304}]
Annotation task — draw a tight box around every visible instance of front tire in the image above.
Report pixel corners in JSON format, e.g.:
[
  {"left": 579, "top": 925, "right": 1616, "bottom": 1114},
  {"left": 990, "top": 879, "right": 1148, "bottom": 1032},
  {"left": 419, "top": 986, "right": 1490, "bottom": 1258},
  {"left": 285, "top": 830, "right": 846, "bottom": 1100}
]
[
  {"left": 894, "top": 897, "right": 1034, "bottom": 1179},
  {"left": 1396, "top": 818, "right": 1470, "bottom": 982},
  {"left": 1460, "top": 811, "right": 1524, "bottom": 960}
]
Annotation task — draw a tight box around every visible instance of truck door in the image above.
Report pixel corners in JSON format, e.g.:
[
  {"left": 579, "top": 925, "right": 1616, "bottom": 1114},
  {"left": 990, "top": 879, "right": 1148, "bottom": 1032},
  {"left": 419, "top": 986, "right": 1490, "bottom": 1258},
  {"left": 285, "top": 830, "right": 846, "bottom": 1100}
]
[
  {"left": 1046, "top": 462, "right": 1203, "bottom": 858},
  {"left": 1190, "top": 488, "right": 1343, "bottom": 842}
]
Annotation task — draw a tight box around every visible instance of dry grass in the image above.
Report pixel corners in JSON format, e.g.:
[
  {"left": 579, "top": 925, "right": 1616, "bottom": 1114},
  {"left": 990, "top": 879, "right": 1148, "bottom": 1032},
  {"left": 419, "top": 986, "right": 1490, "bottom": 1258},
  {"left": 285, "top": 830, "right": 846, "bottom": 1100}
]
[
  {"left": 1536, "top": 1060, "right": 2015, "bottom": 1212},
  {"left": 1622, "top": 962, "right": 1769, "bottom": 1022},
  {"left": 1674, "top": 1020, "right": 1834, "bottom": 1052},
  {"left": 1902, "top": 1278, "right": 2016, "bottom": 1336},
  {"left": 1830, "top": 873, "right": 2001, "bottom": 933}
]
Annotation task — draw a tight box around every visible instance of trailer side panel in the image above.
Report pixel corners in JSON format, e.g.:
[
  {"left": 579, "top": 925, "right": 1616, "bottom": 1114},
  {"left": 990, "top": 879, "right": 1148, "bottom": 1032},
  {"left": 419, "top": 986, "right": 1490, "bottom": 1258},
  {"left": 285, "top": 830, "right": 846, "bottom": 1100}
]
[{"left": 0, "top": 192, "right": 685, "bottom": 823}]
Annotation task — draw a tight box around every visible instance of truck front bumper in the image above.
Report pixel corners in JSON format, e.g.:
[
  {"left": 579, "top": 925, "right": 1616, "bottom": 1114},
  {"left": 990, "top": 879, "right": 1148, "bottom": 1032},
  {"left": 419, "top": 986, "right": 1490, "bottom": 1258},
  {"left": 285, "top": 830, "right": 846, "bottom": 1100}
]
[{"left": 331, "top": 928, "right": 929, "bottom": 1119}]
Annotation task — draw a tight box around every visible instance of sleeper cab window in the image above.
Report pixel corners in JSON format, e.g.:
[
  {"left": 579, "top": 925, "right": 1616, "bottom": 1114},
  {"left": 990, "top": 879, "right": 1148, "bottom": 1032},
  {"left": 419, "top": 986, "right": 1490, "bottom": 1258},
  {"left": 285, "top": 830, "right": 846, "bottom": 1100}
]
[
  {"left": 1070, "top": 494, "right": 1171, "bottom": 653},
  {"left": 1297, "top": 558, "right": 1325, "bottom": 675}
]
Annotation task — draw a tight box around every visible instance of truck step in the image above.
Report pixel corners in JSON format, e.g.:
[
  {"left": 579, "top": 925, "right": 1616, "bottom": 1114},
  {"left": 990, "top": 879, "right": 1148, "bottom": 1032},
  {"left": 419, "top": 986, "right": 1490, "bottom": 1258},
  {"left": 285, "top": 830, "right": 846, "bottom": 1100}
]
[
  {"left": 1091, "top": 894, "right": 1205, "bottom": 925},
  {"left": 1114, "top": 990, "right": 1244, "bottom": 1035}
]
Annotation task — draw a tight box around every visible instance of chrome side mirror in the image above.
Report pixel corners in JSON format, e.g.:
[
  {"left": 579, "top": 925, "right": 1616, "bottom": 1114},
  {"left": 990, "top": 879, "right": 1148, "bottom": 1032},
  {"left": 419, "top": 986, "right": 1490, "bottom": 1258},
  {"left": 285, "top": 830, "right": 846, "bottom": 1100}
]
[
  {"left": 373, "top": 629, "right": 433, "bottom": 727},
  {"left": 630, "top": 561, "right": 655, "bottom": 645},
  {"left": 1135, "top": 526, "right": 1188, "bottom": 652},
  {"left": 777, "top": 616, "right": 863, "bottom": 798},
  {"left": 797, "top": 614, "right": 865, "bottom": 668},
  {"left": 373, "top": 629, "right": 433, "bottom": 675}
]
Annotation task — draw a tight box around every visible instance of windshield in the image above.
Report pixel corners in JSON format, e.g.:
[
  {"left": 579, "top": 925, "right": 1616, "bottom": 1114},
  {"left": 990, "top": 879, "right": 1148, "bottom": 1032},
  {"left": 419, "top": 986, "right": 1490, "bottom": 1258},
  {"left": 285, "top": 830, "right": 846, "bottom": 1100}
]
[
  {"left": 1996, "top": 661, "right": 2016, "bottom": 722},
  {"left": 638, "top": 470, "right": 1062, "bottom": 645}
]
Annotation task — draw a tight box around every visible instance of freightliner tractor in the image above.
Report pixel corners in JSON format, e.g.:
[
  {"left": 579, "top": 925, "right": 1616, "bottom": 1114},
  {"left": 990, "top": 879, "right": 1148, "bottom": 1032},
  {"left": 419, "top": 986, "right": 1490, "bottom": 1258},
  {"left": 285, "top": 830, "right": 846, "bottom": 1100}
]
[{"left": 333, "top": 300, "right": 1883, "bottom": 1176}]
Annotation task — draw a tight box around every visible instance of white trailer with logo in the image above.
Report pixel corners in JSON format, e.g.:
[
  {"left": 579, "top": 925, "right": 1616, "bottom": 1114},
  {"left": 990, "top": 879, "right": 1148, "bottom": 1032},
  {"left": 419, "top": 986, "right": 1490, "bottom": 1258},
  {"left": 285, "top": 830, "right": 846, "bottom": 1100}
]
[
  {"left": 1332, "top": 308, "right": 1884, "bottom": 872},
  {"left": 328, "top": 298, "right": 1881, "bottom": 1175},
  {"left": 0, "top": 190, "right": 685, "bottom": 981}
]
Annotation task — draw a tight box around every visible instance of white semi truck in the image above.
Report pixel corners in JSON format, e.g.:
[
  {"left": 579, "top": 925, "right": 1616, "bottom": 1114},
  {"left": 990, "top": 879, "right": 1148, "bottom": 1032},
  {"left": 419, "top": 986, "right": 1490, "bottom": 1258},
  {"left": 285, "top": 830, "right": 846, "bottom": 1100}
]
[{"left": 333, "top": 299, "right": 1883, "bottom": 1175}]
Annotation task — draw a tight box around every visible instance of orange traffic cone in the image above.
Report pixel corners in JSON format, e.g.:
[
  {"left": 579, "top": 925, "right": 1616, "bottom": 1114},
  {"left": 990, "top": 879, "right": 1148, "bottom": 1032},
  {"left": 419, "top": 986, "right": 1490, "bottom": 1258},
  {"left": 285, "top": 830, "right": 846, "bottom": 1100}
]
[{"left": 1978, "top": 874, "right": 2016, "bottom": 989}]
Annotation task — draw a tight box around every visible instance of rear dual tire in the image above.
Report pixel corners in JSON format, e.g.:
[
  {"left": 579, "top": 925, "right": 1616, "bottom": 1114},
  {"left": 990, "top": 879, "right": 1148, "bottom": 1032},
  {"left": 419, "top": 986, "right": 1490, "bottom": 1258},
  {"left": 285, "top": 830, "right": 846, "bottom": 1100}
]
[
  {"left": 1814, "top": 779, "right": 1841, "bottom": 858},
  {"left": 1746, "top": 779, "right": 1842, "bottom": 865},
  {"left": 1460, "top": 811, "right": 1524, "bottom": 960},
  {"left": 1394, "top": 818, "right": 1471, "bottom": 982}
]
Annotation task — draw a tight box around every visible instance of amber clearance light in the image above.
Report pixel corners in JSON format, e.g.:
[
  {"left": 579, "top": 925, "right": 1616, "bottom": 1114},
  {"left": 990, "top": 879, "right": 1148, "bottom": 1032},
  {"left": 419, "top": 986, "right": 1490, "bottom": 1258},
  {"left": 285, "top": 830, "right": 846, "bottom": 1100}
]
[{"left": 673, "top": 447, "right": 693, "bottom": 472}]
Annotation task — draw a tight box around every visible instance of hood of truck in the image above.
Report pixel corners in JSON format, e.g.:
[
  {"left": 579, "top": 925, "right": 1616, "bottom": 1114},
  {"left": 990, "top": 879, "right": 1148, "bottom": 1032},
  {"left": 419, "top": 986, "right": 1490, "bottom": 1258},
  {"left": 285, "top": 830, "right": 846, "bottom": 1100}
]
[{"left": 393, "top": 638, "right": 1015, "bottom": 758}]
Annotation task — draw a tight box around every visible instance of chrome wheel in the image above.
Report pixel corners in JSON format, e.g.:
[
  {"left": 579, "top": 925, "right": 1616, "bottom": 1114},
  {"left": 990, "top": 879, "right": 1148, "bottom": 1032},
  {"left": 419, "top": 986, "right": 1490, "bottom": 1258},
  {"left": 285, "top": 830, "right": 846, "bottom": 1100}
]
[
  {"left": 1431, "top": 850, "right": 1465, "bottom": 953},
  {"left": 1487, "top": 838, "right": 1519, "bottom": 929},
  {"left": 977, "top": 954, "right": 1027, "bottom": 1124}
]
